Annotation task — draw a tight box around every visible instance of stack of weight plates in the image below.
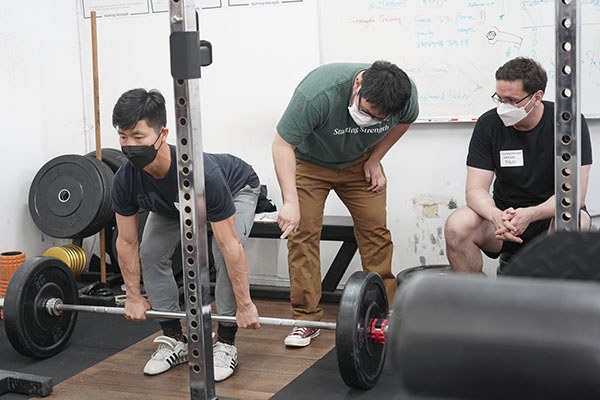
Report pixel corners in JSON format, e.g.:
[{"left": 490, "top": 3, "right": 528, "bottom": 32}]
[
  {"left": 85, "top": 148, "right": 128, "bottom": 173},
  {"left": 43, "top": 244, "right": 88, "bottom": 277},
  {"left": 85, "top": 149, "right": 128, "bottom": 272},
  {"left": 28, "top": 154, "right": 115, "bottom": 239}
]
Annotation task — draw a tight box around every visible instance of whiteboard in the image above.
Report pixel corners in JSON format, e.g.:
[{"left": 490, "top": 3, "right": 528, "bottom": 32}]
[{"left": 318, "top": 0, "right": 600, "bottom": 122}]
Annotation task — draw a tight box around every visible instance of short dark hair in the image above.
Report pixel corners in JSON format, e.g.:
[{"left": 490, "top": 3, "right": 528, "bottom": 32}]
[
  {"left": 360, "top": 60, "right": 412, "bottom": 117},
  {"left": 112, "top": 88, "right": 166, "bottom": 132},
  {"left": 495, "top": 57, "right": 547, "bottom": 94}
]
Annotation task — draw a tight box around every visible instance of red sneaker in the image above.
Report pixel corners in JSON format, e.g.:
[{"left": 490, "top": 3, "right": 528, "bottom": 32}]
[{"left": 284, "top": 327, "right": 320, "bottom": 347}]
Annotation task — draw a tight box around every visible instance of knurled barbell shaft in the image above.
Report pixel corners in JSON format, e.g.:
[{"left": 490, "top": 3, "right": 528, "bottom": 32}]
[
  {"left": 56, "top": 302, "right": 338, "bottom": 329},
  {"left": 0, "top": 297, "right": 338, "bottom": 330}
]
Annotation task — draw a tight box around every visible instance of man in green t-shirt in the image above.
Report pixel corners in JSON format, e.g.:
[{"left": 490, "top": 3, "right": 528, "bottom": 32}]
[{"left": 272, "top": 60, "right": 419, "bottom": 347}]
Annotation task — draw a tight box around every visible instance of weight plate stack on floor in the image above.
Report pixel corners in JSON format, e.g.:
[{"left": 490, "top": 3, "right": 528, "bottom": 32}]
[
  {"left": 3, "top": 257, "right": 78, "bottom": 358},
  {"left": 43, "top": 245, "right": 87, "bottom": 278},
  {"left": 79, "top": 156, "right": 115, "bottom": 238},
  {"left": 64, "top": 244, "right": 87, "bottom": 276},
  {"left": 28, "top": 154, "right": 114, "bottom": 239},
  {"left": 336, "top": 271, "right": 388, "bottom": 390},
  {"left": 85, "top": 148, "right": 127, "bottom": 174},
  {"left": 85, "top": 148, "right": 127, "bottom": 271}
]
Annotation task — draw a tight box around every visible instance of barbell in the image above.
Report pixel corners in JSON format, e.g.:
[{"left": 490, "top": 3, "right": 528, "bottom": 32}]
[{"left": 0, "top": 256, "right": 389, "bottom": 390}]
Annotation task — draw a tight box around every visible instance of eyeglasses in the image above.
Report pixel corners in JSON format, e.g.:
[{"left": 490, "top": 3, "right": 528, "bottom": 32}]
[
  {"left": 357, "top": 94, "right": 391, "bottom": 122},
  {"left": 491, "top": 92, "right": 533, "bottom": 107}
]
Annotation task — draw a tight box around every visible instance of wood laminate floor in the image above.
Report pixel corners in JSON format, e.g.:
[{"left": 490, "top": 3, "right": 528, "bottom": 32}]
[{"left": 40, "top": 299, "right": 338, "bottom": 400}]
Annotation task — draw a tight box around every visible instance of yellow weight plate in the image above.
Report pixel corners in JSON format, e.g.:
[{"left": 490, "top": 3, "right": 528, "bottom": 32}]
[
  {"left": 61, "top": 246, "right": 81, "bottom": 276},
  {"left": 64, "top": 245, "right": 84, "bottom": 276},
  {"left": 66, "top": 244, "right": 88, "bottom": 275},
  {"left": 61, "top": 245, "right": 78, "bottom": 270},
  {"left": 43, "top": 247, "right": 73, "bottom": 270}
]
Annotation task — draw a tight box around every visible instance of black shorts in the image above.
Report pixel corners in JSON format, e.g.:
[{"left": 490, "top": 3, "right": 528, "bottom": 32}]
[{"left": 483, "top": 218, "right": 551, "bottom": 259}]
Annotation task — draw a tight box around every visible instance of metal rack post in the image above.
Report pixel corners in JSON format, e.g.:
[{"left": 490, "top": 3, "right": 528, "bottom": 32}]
[
  {"left": 168, "top": 0, "right": 216, "bottom": 398},
  {"left": 555, "top": 0, "right": 582, "bottom": 231}
]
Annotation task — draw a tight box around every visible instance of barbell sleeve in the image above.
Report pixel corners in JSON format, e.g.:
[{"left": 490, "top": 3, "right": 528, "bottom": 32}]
[{"left": 40, "top": 298, "right": 338, "bottom": 330}]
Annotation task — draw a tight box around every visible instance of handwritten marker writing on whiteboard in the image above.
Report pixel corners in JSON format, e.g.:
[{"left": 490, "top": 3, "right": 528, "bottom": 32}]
[{"left": 417, "top": 117, "right": 478, "bottom": 123}]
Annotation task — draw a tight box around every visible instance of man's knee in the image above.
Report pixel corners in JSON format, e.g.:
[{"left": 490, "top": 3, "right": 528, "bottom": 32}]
[
  {"left": 581, "top": 209, "right": 592, "bottom": 231},
  {"left": 139, "top": 240, "right": 162, "bottom": 264},
  {"left": 445, "top": 207, "right": 476, "bottom": 242},
  {"left": 139, "top": 243, "right": 153, "bottom": 265},
  {"left": 140, "top": 241, "right": 174, "bottom": 271}
]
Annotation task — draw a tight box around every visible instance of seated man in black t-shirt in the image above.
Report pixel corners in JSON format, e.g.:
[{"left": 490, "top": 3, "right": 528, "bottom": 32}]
[
  {"left": 444, "top": 57, "right": 593, "bottom": 273},
  {"left": 111, "top": 88, "right": 261, "bottom": 381}
]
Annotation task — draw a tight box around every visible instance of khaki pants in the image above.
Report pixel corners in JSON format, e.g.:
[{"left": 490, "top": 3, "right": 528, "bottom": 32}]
[{"left": 288, "top": 155, "right": 396, "bottom": 321}]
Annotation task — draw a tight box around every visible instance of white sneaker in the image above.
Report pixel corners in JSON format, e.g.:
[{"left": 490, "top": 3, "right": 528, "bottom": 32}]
[
  {"left": 213, "top": 341, "right": 238, "bottom": 382},
  {"left": 143, "top": 335, "right": 188, "bottom": 376}
]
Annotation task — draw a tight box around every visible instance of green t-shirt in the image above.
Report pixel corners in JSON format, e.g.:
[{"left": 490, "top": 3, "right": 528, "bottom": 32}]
[{"left": 277, "top": 63, "right": 419, "bottom": 169}]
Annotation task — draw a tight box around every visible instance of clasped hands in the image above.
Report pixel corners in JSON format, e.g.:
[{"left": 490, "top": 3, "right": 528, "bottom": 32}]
[{"left": 494, "top": 207, "right": 535, "bottom": 243}]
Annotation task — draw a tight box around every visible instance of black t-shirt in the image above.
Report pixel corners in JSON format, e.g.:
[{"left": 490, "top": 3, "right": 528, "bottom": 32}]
[
  {"left": 112, "top": 145, "right": 260, "bottom": 222},
  {"left": 467, "top": 101, "right": 592, "bottom": 209}
]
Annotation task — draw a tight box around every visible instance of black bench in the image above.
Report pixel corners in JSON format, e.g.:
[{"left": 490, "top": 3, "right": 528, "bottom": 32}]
[
  {"left": 248, "top": 215, "right": 357, "bottom": 302},
  {"left": 83, "top": 215, "right": 357, "bottom": 304}
]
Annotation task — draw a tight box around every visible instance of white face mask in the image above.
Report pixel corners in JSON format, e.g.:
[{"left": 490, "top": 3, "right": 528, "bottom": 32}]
[
  {"left": 496, "top": 96, "right": 534, "bottom": 127},
  {"left": 348, "top": 88, "right": 381, "bottom": 127}
]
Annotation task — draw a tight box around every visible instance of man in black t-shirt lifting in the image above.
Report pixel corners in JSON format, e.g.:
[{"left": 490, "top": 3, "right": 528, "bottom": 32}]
[
  {"left": 444, "top": 57, "right": 593, "bottom": 273},
  {"left": 111, "top": 88, "right": 261, "bottom": 381}
]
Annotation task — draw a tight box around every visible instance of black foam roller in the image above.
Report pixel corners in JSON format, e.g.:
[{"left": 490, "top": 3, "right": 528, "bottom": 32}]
[{"left": 390, "top": 274, "right": 600, "bottom": 400}]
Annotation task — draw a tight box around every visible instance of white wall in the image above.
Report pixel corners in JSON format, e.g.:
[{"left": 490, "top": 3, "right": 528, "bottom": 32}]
[
  {"left": 1, "top": 1, "right": 599, "bottom": 288},
  {"left": 0, "top": 1, "right": 89, "bottom": 257}
]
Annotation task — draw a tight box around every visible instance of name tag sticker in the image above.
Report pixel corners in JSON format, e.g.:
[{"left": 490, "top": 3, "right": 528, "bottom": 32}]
[{"left": 500, "top": 150, "right": 524, "bottom": 167}]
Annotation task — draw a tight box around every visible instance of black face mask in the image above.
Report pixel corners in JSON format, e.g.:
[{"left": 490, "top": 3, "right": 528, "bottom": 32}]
[{"left": 121, "top": 134, "right": 163, "bottom": 170}]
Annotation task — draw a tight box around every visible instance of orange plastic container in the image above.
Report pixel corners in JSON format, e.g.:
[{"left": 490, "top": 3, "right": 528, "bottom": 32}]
[{"left": 0, "top": 251, "right": 26, "bottom": 318}]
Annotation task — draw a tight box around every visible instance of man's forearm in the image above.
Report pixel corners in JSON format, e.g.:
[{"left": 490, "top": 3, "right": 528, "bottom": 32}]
[
  {"left": 272, "top": 136, "right": 298, "bottom": 204},
  {"left": 116, "top": 239, "right": 143, "bottom": 297},
  {"left": 529, "top": 195, "right": 556, "bottom": 221},
  {"left": 466, "top": 189, "right": 501, "bottom": 222},
  {"left": 219, "top": 242, "right": 253, "bottom": 308}
]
